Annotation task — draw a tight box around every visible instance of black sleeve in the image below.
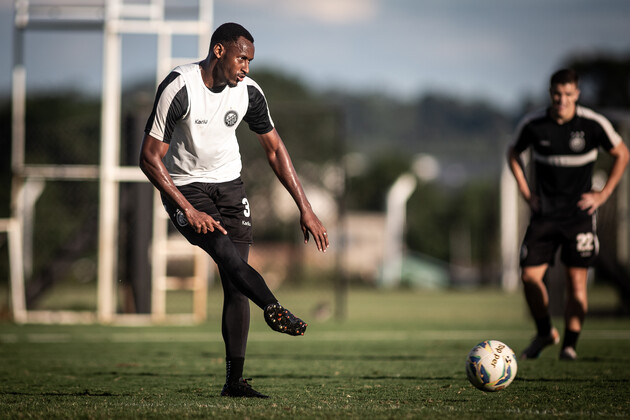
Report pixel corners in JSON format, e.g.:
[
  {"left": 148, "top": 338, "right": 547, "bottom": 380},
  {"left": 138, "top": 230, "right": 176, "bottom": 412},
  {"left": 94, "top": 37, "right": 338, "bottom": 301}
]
[
  {"left": 243, "top": 84, "right": 274, "bottom": 135},
  {"left": 161, "top": 87, "right": 188, "bottom": 143},
  {"left": 513, "top": 123, "right": 533, "bottom": 154},
  {"left": 144, "top": 71, "right": 188, "bottom": 144}
]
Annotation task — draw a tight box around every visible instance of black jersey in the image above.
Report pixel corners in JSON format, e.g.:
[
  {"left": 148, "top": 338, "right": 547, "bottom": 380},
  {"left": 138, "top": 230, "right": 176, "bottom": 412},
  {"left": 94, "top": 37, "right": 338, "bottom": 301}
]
[{"left": 512, "top": 105, "right": 622, "bottom": 218}]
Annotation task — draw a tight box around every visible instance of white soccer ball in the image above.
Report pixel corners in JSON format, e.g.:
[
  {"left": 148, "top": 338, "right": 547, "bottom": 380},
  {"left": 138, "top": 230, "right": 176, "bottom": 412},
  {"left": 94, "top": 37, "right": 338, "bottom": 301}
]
[{"left": 465, "top": 340, "right": 518, "bottom": 392}]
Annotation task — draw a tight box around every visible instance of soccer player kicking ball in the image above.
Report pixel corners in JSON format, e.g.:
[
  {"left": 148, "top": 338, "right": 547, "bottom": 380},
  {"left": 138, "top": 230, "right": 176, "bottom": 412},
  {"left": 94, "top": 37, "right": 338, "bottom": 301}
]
[
  {"left": 507, "top": 69, "right": 629, "bottom": 361},
  {"left": 140, "top": 22, "right": 329, "bottom": 397}
]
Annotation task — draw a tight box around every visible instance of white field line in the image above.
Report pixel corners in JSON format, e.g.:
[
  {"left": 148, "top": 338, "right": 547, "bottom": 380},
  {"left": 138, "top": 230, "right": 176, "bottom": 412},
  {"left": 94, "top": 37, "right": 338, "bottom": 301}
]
[{"left": 1, "top": 329, "right": 630, "bottom": 344}]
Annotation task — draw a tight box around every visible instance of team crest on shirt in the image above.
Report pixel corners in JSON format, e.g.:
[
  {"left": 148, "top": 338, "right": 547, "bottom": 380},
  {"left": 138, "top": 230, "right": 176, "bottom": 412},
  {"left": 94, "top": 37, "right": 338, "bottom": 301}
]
[
  {"left": 224, "top": 110, "right": 238, "bottom": 127},
  {"left": 569, "top": 131, "right": 586, "bottom": 152}
]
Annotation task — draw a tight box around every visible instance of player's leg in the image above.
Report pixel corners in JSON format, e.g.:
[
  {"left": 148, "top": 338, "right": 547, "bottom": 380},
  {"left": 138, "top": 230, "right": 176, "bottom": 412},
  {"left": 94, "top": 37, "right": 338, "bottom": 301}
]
[
  {"left": 201, "top": 233, "right": 276, "bottom": 307},
  {"left": 219, "top": 242, "right": 269, "bottom": 398},
  {"left": 519, "top": 218, "right": 561, "bottom": 359},
  {"left": 209, "top": 178, "right": 307, "bottom": 337},
  {"left": 522, "top": 264, "right": 551, "bottom": 320},
  {"left": 221, "top": 242, "right": 250, "bottom": 364},
  {"left": 194, "top": 226, "right": 307, "bottom": 336},
  {"left": 558, "top": 214, "right": 597, "bottom": 360},
  {"left": 520, "top": 264, "right": 560, "bottom": 359},
  {"left": 161, "top": 185, "right": 276, "bottom": 308},
  {"left": 559, "top": 266, "right": 588, "bottom": 360},
  {"left": 161, "top": 185, "right": 307, "bottom": 335}
]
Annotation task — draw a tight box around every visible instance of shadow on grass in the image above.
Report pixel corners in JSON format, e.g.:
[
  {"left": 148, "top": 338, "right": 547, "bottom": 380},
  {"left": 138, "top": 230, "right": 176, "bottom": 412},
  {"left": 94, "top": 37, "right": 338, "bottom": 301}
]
[
  {"left": 253, "top": 352, "right": 433, "bottom": 362},
  {"left": 515, "top": 376, "right": 630, "bottom": 383},
  {"left": 255, "top": 373, "right": 459, "bottom": 381},
  {"left": 251, "top": 352, "right": 630, "bottom": 364},
  {"left": 0, "top": 390, "right": 128, "bottom": 397}
]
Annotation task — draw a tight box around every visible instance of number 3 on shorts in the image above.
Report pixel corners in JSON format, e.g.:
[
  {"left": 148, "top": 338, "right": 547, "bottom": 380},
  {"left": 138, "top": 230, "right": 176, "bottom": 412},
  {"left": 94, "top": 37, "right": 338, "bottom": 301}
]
[
  {"left": 242, "top": 198, "right": 251, "bottom": 218},
  {"left": 576, "top": 232, "right": 594, "bottom": 253}
]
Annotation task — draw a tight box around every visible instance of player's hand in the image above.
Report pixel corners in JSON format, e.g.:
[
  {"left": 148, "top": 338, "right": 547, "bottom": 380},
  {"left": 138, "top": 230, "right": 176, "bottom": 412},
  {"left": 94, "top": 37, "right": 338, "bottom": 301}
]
[
  {"left": 528, "top": 194, "right": 541, "bottom": 213},
  {"left": 578, "top": 191, "right": 607, "bottom": 215},
  {"left": 185, "top": 208, "right": 227, "bottom": 235},
  {"left": 300, "top": 211, "right": 329, "bottom": 253}
]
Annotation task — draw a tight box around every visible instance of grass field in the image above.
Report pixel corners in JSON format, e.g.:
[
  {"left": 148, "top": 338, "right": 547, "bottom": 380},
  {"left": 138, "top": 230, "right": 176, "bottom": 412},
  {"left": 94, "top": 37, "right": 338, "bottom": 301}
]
[{"left": 1, "top": 285, "right": 629, "bottom": 419}]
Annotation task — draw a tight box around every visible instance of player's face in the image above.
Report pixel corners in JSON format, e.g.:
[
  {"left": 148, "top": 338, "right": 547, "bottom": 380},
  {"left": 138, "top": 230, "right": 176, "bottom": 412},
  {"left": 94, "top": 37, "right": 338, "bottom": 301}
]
[
  {"left": 217, "top": 37, "right": 254, "bottom": 88},
  {"left": 549, "top": 82, "right": 580, "bottom": 123}
]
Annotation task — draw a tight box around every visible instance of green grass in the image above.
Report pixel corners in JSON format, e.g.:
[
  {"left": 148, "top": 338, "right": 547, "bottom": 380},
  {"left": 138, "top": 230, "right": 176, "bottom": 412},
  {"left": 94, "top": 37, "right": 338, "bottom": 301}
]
[{"left": 1, "top": 286, "right": 629, "bottom": 419}]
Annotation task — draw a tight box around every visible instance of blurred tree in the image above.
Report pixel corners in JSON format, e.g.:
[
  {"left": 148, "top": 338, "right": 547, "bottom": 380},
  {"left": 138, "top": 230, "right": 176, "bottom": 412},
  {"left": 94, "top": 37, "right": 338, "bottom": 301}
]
[
  {"left": 0, "top": 94, "right": 100, "bottom": 307},
  {"left": 248, "top": 69, "right": 313, "bottom": 103},
  {"left": 406, "top": 181, "right": 453, "bottom": 261},
  {"left": 24, "top": 94, "right": 101, "bottom": 165},
  {"left": 346, "top": 153, "right": 411, "bottom": 212},
  {"left": 405, "top": 178, "right": 499, "bottom": 271},
  {"left": 564, "top": 54, "right": 630, "bottom": 108}
]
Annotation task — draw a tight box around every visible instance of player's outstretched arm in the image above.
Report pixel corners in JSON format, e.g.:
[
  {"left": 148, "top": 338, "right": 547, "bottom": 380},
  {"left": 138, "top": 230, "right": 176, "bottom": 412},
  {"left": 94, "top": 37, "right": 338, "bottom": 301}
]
[
  {"left": 578, "top": 141, "right": 630, "bottom": 215},
  {"left": 507, "top": 145, "right": 539, "bottom": 213},
  {"left": 256, "top": 128, "right": 329, "bottom": 252},
  {"left": 139, "top": 134, "right": 227, "bottom": 235}
]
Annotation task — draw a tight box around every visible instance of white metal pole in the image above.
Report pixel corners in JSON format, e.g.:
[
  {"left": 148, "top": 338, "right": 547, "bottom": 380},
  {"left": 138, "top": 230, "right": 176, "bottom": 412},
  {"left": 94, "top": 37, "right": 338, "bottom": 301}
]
[
  {"left": 10, "top": 2, "right": 27, "bottom": 323},
  {"left": 198, "top": 0, "right": 213, "bottom": 58},
  {"left": 500, "top": 161, "right": 520, "bottom": 292},
  {"left": 7, "top": 218, "right": 27, "bottom": 323},
  {"left": 382, "top": 173, "right": 417, "bottom": 287},
  {"left": 98, "top": 0, "right": 122, "bottom": 323}
]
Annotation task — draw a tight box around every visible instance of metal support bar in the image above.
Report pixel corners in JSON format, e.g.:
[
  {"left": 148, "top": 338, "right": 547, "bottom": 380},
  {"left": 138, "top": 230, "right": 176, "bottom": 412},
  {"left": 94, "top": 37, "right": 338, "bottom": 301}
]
[
  {"left": 97, "top": 0, "right": 122, "bottom": 323},
  {"left": 0, "top": 218, "right": 26, "bottom": 323}
]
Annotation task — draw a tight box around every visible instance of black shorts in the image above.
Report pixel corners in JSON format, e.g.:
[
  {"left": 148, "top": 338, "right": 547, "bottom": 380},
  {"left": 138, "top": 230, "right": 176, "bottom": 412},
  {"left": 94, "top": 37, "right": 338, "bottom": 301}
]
[
  {"left": 520, "top": 214, "right": 598, "bottom": 268},
  {"left": 161, "top": 177, "right": 253, "bottom": 244}
]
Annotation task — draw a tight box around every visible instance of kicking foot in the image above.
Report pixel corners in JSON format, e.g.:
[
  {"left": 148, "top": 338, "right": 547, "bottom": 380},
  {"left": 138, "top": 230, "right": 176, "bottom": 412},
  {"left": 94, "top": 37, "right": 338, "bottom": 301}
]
[
  {"left": 221, "top": 378, "right": 269, "bottom": 398},
  {"left": 521, "top": 327, "right": 560, "bottom": 359},
  {"left": 264, "top": 302, "right": 307, "bottom": 336},
  {"left": 559, "top": 346, "right": 578, "bottom": 361}
]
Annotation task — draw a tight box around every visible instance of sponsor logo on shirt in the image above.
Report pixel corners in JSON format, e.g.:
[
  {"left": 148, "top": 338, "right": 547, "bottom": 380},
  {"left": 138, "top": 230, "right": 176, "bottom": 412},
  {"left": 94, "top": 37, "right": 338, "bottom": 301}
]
[
  {"left": 242, "top": 220, "right": 251, "bottom": 227},
  {"left": 224, "top": 110, "right": 238, "bottom": 127},
  {"left": 194, "top": 119, "right": 208, "bottom": 124}
]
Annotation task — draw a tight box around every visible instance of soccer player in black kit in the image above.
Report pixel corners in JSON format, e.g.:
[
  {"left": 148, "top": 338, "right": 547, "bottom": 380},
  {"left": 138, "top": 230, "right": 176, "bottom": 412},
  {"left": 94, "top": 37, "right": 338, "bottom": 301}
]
[
  {"left": 140, "top": 23, "right": 329, "bottom": 398},
  {"left": 507, "top": 69, "right": 629, "bottom": 360}
]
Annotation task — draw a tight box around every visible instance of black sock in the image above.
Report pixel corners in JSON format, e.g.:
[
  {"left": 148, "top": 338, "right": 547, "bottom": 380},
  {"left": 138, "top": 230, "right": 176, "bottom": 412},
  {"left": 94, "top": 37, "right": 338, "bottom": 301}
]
[
  {"left": 562, "top": 329, "right": 580, "bottom": 349},
  {"left": 534, "top": 316, "right": 552, "bottom": 336},
  {"left": 225, "top": 357, "right": 244, "bottom": 385}
]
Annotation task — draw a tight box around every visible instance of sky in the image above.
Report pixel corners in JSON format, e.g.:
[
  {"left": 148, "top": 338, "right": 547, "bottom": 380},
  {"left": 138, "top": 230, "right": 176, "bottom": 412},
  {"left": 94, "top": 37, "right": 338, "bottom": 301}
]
[{"left": 1, "top": 0, "right": 629, "bottom": 111}]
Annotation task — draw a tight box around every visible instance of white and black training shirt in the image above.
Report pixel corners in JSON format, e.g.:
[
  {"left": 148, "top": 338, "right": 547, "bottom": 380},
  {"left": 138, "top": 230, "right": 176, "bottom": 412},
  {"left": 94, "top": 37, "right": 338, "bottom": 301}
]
[
  {"left": 512, "top": 105, "right": 623, "bottom": 218},
  {"left": 145, "top": 62, "right": 275, "bottom": 185}
]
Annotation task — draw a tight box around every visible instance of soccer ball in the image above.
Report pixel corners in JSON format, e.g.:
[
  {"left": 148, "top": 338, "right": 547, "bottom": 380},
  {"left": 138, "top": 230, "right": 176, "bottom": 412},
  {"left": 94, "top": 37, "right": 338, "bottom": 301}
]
[{"left": 465, "top": 340, "right": 518, "bottom": 392}]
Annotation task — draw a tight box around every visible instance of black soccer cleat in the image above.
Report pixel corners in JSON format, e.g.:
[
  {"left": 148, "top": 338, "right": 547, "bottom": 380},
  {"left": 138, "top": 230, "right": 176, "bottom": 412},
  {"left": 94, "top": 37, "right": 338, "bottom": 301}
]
[
  {"left": 559, "top": 346, "right": 578, "bottom": 361},
  {"left": 264, "top": 302, "right": 307, "bottom": 336},
  {"left": 520, "top": 327, "right": 560, "bottom": 360},
  {"left": 220, "top": 377, "right": 269, "bottom": 399}
]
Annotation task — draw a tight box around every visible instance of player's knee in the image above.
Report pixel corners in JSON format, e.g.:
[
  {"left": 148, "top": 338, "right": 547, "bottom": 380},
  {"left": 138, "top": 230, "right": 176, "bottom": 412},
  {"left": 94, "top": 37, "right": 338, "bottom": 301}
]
[
  {"left": 225, "top": 291, "right": 249, "bottom": 307},
  {"left": 568, "top": 290, "right": 588, "bottom": 311},
  {"left": 208, "top": 240, "right": 243, "bottom": 267},
  {"left": 521, "top": 271, "right": 543, "bottom": 286}
]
